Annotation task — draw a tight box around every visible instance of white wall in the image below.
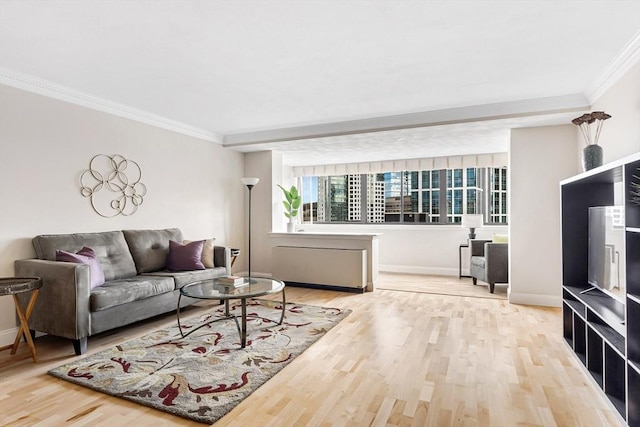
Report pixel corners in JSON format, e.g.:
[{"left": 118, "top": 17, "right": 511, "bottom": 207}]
[
  {"left": 0, "top": 84, "right": 245, "bottom": 344},
  {"left": 243, "top": 151, "right": 279, "bottom": 276},
  {"left": 590, "top": 61, "right": 640, "bottom": 162},
  {"left": 298, "top": 223, "right": 507, "bottom": 276},
  {"left": 509, "top": 125, "right": 578, "bottom": 306},
  {"left": 271, "top": 152, "right": 285, "bottom": 232}
]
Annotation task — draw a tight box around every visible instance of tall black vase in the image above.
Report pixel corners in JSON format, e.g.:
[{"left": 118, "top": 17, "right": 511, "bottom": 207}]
[{"left": 583, "top": 144, "right": 603, "bottom": 171}]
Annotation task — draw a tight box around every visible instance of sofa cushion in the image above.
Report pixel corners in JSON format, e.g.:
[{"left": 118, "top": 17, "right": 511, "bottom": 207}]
[
  {"left": 166, "top": 240, "right": 205, "bottom": 271},
  {"left": 184, "top": 238, "right": 216, "bottom": 268},
  {"left": 143, "top": 267, "right": 227, "bottom": 289},
  {"left": 56, "top": 246, "right": 106, "bottom": 289},
  {"left": 471, "top": 256, "right": 485, "bottom": 268},
  {"left": 33, "top": 231, "right": 137, "bottom": 281},
  {"left": 123, "top": 228, "right": 183, "bottom": 273},
  {"left": 90, "top": 276, "right": 175, "bottom": 312}
]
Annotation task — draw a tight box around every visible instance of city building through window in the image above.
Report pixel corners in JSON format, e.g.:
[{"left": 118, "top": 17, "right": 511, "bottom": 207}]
[{"left": 300, "top": 167, "right": 508, "bottom": 225}]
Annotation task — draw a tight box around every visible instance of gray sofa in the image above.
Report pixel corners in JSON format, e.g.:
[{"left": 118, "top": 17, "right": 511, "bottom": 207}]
[
  {"left": 470, "top": 239, "right": 508, "bottom": 293},
  {"left": 14, "top": 228, "right": 231, "bottom": 355}
]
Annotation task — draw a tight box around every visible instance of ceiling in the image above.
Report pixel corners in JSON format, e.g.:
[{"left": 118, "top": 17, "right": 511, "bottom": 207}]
[{"left": 1, "top": 1, "right": 639, "bottom": 166}]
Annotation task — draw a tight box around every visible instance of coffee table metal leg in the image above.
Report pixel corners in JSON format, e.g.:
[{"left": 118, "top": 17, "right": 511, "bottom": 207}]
[
  {"left": 179, "top": 300, "right": 240, "bottom": 340},
  {"left": 278, "top": 288, "right": 286, "bottom": 325},
  {"left": 176, "top": 293, "right": 185, "bottom": 337},
  {"left": 241, "top": 298, "right": 247, "bottom": 348},
  {"left": 175, "top": 281, "right": 285, "bottom": 349}
]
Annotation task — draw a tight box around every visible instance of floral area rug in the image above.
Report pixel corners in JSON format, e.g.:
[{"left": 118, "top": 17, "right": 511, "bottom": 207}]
[{"left": 48, "top": 299, "right": 351, "bottom": 424}]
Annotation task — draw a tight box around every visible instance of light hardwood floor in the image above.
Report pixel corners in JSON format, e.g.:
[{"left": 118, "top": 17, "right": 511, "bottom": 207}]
[
  {"left": 377, "top": 273, "right": 508, "bottom": 300},
  {"left": 0, "top": 274, "right": 624, "bottom": 426}
]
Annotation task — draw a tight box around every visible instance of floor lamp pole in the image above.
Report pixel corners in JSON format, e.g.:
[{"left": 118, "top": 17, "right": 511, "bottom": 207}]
[
  {"left": 241, "top": 177, "right": 260, "bottom": 281},
  {"left": 247, "top": 186, "right": 252, "bottom": 279}
]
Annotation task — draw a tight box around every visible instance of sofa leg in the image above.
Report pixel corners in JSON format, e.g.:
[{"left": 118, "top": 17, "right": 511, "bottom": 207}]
[
  {"left": 20, "top": 329, "right": 37, "bottom": 343},
  {"left": 472, "top": 277, "right": 477, "bottom": 285},
  {"left": 72, "top": 337, "right": 87, "bottom": 355},
  {"left": 489, "top": 283, "right": 495, "bottom": 293}
]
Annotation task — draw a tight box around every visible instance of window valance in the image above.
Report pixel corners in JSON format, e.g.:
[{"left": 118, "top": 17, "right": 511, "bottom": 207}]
[{"left": 292, "top": 152, "right": 508, "bottom": 177}]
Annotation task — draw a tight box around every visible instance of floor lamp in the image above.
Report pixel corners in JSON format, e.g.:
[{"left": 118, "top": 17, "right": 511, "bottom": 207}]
[{"left": 241, "top": 177, "right": 259, "bottom": 282}]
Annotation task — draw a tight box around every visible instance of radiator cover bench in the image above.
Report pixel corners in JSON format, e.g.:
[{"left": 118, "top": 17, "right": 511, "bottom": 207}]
[{"left": 272, "top": 246, "right": 367, "bottom": 291}]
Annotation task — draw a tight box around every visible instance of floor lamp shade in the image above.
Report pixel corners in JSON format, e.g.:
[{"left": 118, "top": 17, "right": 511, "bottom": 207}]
[
  {"left": 241, "top": 177, "right": 260, "bottom": 187},
  {"left": 461, "top": 214, "right": 483, "bottom": 239},
  {"left": 242, "top": 177, "right": 259, "bottom": 280}
]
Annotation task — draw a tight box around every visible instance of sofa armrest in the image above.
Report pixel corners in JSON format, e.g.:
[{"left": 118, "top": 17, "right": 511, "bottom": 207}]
[
  {"left": 485, "top": 243, "right": 509, "bottom": 284},
  {"left": 14, "top": 259, "right": 91, "bottom": 340},
  {"left": 485, "top": 242, "right": 508, "bottom": 261},
  {"left": 470, "top": 239, "right": 492, "bottom": 256},
  {"left": 213, "top": 246, "right": 231, "bottom": 275}
]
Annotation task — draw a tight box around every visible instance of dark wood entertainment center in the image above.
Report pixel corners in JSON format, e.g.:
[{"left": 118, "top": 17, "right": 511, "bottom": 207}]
[{"left": 561, "top": 152, "right": 640, "bottom": 426}]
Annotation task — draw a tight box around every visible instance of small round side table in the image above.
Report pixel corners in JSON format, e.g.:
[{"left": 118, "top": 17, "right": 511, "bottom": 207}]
[{"left": 0, "top": 277, "right": 42, "bottom": 363}]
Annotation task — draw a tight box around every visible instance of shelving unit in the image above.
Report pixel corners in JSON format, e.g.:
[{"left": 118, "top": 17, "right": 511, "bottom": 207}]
[{"left": 561, "top": 153, "right": 640, "bottom": 426}]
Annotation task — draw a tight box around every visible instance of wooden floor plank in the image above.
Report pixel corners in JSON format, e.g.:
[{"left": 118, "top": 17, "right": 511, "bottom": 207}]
[{"left": 0, "top": 273, "right": 625, "bottom": 426}]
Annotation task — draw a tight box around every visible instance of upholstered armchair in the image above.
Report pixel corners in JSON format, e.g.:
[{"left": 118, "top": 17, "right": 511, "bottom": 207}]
[{"left": 470, "top": 239, "right": 509, "bottom": 293}]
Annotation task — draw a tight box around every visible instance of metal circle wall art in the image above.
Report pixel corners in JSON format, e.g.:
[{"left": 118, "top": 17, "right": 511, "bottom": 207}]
[{"left": 80, "top": 154, "right": 147, "bottom": 217}]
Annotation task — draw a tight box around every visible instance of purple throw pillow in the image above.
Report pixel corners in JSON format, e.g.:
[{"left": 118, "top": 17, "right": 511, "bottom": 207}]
[
  {"left": 166, "top": 240, "right": 205, "bottom": 271},
  {"left": 56, "top": 246, "right": 106, "bottom": 289}
]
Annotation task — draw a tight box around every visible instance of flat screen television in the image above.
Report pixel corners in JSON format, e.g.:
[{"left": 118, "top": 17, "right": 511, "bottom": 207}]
[{"left": 587, "top": 206, "right": 626, "bottom": 302}]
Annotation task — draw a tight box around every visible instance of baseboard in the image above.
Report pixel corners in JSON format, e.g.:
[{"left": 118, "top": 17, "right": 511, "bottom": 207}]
[
  {"left": 508, "top": 290, "right": 561, "bottom": 307},
  {"left": 235, "top": 271, "right": 272, "bottom": 278},
  {"left": 284, "top": 281, "right": 365, "bottom": 294},
  {"left": 0, "top": 327, "right": 18, "bottom": 347},
  {"left": 379, "top": 265, "right": 457, "bottom": 277}
]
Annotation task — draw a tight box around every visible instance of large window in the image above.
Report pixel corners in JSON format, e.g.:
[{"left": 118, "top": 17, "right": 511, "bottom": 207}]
[
  {"left": 446, "top": 168, "right": 482, "bottom": 223},
  {"left": 300, "top": 167, "right": 507, "bottom": 225},
  {"left": 489, "top": 167, "right": 508, "bottom": 223}
]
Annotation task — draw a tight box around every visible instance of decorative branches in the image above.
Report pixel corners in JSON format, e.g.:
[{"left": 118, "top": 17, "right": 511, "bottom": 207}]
[{"left": 571, "top": 111, "right": 611, "bottom": 146}]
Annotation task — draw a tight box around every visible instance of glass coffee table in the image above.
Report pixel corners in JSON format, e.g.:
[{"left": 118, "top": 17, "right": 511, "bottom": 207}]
[{"left": 177, "top": 277, "right": 285, "bottom": 348}]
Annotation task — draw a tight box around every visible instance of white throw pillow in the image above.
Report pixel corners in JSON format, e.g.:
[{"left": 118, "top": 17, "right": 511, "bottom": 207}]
[
  {"left": 492, "top": 234, "right": 509, "bottom": 243},
  {"left": 184, "top": 238, "right": 215, "bottom": 268}
]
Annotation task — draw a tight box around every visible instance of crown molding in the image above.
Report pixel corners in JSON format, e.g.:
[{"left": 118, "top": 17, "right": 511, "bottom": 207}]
[
  {"left": 0, "top": 67, "right": 223, "bottom": 144},
  {"left": 585, "top": 31, "right": 640, "bottom": 104},
  {"left": 223, "top": 94, "right": 589, "bottom": 146}
]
